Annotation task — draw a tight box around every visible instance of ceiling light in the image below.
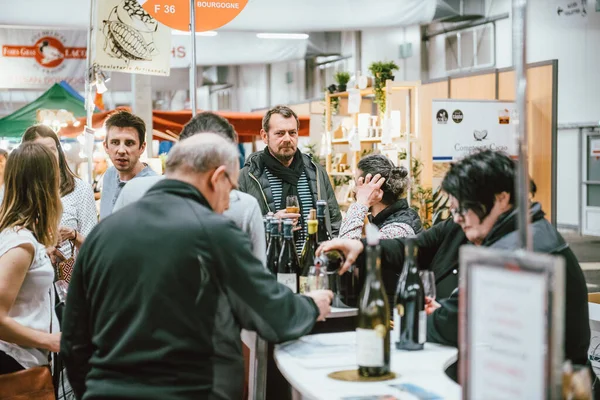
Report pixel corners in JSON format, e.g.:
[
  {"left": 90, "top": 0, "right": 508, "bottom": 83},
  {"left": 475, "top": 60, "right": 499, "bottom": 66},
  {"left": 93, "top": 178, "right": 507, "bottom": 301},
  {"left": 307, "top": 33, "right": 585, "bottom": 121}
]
[
  {"left": 256, "top": 33, "right": 309, "bottom": 40},
  {"left": 172, "top": 30, "right": 218, "bottom": 36}
]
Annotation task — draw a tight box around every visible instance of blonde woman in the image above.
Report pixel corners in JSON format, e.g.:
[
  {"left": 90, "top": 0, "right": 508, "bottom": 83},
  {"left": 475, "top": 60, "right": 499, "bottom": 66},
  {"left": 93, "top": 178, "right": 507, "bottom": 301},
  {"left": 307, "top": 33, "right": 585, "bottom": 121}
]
[
  {"left": 22, "top": 125, "right": 97, "bottom": 261},
  {"left": 0, "top": 143, "right": 62, "bottom": 375}
]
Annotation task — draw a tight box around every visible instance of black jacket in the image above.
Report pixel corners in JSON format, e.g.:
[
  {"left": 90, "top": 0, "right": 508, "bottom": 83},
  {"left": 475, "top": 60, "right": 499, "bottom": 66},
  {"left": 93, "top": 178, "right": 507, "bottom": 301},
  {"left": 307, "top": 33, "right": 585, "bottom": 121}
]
[
  {"left": 364, "top": 203, "right": 590, "bottom": 368},
  {"left": 371, "top": 198, "right": 423, "bottom": 236},
  {"left": 359, "top": 215, "right": 467, "bottom": 303},
  {"left": 427, "top": 204, "right": 590, "bottom": 366},
  {"left": 60, "top": 180, "right": 319, "bottom": 400},
  {"left": 238, "top": 151, "right": 342, "bottom": 237}
]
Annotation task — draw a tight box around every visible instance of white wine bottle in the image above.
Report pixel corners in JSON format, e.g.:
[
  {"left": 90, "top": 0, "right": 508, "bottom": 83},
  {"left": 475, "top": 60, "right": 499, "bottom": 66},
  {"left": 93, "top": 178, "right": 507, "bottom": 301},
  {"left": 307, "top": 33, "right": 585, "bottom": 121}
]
[{"left": 356, "top": 224, "right": 390, "bottom": 377}]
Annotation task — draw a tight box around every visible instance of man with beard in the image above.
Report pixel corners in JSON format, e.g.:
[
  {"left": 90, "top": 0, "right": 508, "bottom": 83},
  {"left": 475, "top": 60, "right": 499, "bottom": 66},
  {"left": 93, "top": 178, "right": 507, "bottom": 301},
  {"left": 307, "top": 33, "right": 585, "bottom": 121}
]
[
  {"left": 239, "top": 105, "right": 341, "bottom": 253},
  {"left": 99, "top": 111, "right": 157, "bottom": 219}
]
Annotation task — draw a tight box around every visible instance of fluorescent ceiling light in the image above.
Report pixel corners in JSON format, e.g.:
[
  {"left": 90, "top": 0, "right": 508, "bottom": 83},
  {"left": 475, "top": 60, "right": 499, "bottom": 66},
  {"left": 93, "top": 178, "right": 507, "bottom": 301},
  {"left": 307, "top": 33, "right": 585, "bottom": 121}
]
[
  {"left": 256, "top": 33, "right": 309, "bottom": 40},
  {"left": 172, "top": 30, "right": 218, "bottom": 36}
]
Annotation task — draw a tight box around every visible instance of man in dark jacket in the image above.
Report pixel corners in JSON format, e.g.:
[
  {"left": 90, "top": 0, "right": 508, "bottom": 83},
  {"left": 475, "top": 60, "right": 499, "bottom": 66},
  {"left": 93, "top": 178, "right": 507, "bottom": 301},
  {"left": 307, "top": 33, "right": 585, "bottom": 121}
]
[
  {"left": 60, "top": 134, "right": 333, "bottom": 400},
  {"left": 318, "top": 150, "right": 590, "bottom": 378},
  {"left": 238, "top": 105, "right": 342, "bottom": 252}
]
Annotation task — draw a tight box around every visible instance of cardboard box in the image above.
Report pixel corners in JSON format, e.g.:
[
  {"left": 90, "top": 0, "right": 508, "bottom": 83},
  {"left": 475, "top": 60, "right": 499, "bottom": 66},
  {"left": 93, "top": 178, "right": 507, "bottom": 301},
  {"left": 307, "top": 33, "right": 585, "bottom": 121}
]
[{"left": 588, "top": 293, "right": 600, "bottom": 375}]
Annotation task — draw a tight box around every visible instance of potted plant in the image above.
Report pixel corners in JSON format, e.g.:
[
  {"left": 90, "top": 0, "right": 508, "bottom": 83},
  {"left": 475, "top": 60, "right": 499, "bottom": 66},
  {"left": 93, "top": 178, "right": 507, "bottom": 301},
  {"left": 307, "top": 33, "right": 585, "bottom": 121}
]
[
  {"left": 334, "top": 71, "right": 351, "bottom": 92},
  {"left": 368, "top": 61, "right": 399, "bottom": 115}
]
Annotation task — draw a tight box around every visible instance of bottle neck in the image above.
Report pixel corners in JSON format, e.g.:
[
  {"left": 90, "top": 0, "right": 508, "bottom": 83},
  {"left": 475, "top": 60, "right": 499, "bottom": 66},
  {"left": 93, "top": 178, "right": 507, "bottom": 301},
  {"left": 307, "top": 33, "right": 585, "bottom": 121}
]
[{"left": 365, "top": 244, "right": 382, "bottom": 280}]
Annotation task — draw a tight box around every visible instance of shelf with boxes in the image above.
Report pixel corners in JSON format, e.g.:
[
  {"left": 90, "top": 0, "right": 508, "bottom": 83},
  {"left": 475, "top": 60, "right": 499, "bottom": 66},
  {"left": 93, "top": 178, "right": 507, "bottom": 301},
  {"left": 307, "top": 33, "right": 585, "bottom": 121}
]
[{"left": 324, "top": 80, "right": 422, "bottom": 209}]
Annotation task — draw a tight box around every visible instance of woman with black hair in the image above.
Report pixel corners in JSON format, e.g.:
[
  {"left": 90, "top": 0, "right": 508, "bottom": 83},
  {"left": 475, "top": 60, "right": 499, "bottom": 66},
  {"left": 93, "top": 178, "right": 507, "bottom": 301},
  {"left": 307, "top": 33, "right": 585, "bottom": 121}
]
[
  {"left": 318, "top": 149, "right": 590, "bottom": 381},
  {"left": 339, "top": 154, "right": 422, "bottom": 240}
]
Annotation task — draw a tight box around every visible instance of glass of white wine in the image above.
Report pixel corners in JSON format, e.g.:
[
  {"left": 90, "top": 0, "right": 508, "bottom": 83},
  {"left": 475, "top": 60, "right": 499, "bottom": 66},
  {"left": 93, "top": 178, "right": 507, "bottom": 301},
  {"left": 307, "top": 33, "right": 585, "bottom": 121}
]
[
  {"left": 285, "top": 195, "right": 300, "bottom": 214},
  {"left": 306, "top": 265, "right": 328, "bottom": 292}
]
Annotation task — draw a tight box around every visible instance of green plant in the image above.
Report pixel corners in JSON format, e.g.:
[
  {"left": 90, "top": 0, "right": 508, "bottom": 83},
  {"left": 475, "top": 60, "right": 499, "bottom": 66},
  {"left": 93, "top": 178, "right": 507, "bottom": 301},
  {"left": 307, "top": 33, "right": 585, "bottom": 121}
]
[
  {"left": 360, "top": 148, "right": 374, "bottom": 158},
  {"left": 431, "top": 186, "right": 450, "bottom": 226},
  {"left": 302, "top": 142, "right": 325, "bottom": 168},
  {"left": 332, "top": 175, "right": 352, "bottom": 188},
  {"left": 334, "top": 71, "right": 350, "bottom": 87},
  {"left": 368, "top": 61, "right": 399, "bottom": 115}
]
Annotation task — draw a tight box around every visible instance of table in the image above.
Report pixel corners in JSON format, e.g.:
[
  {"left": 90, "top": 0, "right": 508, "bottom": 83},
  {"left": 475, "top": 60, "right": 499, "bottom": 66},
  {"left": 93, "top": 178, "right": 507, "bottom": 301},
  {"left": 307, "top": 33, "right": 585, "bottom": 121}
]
[{"left": 274, "top": 331, "right": 461, "bottom": 400}]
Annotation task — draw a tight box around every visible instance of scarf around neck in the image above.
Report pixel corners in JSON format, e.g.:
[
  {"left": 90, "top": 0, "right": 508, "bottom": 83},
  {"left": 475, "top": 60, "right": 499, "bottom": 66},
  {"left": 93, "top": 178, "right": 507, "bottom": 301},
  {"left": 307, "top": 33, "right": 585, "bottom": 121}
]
[{"left": 260, "top": 147, "right": 305, "bottom": 211}]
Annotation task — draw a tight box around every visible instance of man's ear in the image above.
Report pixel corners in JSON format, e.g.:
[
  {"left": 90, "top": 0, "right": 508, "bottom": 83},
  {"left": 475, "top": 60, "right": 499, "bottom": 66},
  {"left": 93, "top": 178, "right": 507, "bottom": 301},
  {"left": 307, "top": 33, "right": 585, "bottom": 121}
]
[
  {"left": 140, "top": 141, "right": 147, "bottom": 152},
  {"left": 209, "top": 165, "right": 227, "bottom": 189},
  {"left": 260, "top": 129, "right": 268, "bottom": 145}
]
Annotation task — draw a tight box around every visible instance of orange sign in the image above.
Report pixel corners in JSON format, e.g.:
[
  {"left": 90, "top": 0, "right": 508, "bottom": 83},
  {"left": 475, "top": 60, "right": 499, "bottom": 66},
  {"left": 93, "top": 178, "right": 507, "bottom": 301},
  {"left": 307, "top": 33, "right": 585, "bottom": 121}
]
[
  {"left": 2, "top": 36, "right": 86, "bottom": 69},
  {"left": 143, "top": 0, "right": 248, "bottom": 32}
]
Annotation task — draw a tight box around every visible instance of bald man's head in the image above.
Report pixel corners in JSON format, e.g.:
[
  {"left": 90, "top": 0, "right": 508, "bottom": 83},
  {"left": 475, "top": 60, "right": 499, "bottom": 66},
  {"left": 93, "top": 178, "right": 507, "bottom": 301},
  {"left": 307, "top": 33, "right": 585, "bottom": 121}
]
[{"left": 166, "top": 133, "right": 239, "bottom": 175}]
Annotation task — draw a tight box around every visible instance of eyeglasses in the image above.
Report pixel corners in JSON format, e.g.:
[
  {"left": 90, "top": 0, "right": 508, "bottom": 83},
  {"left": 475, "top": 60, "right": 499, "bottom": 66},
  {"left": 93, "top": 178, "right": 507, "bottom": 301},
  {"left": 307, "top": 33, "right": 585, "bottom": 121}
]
[
  {"left": 449, "top": 202, "right": 487, "bottom": 220},
  {"left": 449, "top": 205, "right": 469, "bottom": 220},
  {"left": 224, "top": 171, "right": 238, "bottom": 191}
]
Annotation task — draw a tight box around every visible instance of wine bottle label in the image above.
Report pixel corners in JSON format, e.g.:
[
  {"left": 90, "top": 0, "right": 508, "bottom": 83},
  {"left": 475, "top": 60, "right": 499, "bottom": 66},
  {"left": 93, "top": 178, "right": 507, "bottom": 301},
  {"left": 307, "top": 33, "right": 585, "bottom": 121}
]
[
  {"left": 392, "top": 308, "right": 401, "bottom": 342},
  {"left": 356, "top": 328, "right": 384, "bottom": 367},
  {"left": 418, "top": 310, "right": 427, "bottom": 344},
  {"left": 299, "top": 276, "right": 308, "bottom": 294},
  {"left": 278, "top": 273, "right": 297, "bottom": 293}
]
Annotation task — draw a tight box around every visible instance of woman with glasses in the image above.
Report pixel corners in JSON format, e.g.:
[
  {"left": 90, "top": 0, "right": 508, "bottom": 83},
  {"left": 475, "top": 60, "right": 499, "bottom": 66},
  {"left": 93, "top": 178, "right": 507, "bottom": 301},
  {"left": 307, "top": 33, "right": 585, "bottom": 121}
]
[{"left": 318, "top": 149, "right": 590, "bottom": 382}]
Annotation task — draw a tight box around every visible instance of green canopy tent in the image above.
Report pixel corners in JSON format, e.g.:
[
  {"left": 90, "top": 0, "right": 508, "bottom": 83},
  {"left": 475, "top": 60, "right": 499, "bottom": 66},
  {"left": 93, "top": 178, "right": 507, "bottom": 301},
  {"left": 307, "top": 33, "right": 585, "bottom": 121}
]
[{"left": 0, "top": 83, "right": 89, "bottom": 138}]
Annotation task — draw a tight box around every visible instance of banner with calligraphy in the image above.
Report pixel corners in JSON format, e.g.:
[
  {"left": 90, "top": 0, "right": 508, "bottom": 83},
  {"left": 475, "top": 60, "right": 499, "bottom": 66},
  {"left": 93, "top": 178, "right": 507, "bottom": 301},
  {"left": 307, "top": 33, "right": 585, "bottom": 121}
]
[
  {"left": 94, "top": 0, "right": 171, "bottom": 76},
  {"left": 0, "top": 28, "right": 87, "bottom": 89}
]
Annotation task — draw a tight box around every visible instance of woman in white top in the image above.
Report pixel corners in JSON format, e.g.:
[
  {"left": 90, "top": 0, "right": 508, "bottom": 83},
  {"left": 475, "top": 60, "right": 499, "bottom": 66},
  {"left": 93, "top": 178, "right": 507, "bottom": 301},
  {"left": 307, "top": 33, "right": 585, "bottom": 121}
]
[
  {"left": 22, "top": 125, "right": 97, "bottom": 261},
  {"left": 0, "top": 142, "right": 62, "bottom": 374},
  {"left": 0, "top": 148, "right": 7, "bottom": 201}
]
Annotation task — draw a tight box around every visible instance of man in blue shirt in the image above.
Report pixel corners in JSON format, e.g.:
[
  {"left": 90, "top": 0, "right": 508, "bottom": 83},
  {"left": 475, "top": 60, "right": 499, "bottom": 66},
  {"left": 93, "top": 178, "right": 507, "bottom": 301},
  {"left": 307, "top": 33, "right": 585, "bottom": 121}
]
[{"left": 99, "top": 111, "right": 157, "bottom": 219}]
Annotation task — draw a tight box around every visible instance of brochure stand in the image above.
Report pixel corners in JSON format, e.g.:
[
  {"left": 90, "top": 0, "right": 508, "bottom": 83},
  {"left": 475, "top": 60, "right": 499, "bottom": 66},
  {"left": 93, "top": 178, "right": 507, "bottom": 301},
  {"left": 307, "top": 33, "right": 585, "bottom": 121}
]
[{"left": 458, "top": 245, "right": 565, "bottom": 400}]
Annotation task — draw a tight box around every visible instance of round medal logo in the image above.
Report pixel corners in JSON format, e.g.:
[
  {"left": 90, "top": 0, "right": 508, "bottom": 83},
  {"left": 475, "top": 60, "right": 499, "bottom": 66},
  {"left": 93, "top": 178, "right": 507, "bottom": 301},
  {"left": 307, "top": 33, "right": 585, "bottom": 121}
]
[{"left": 34, "top": 36, "right": 66, "bottom": 68}]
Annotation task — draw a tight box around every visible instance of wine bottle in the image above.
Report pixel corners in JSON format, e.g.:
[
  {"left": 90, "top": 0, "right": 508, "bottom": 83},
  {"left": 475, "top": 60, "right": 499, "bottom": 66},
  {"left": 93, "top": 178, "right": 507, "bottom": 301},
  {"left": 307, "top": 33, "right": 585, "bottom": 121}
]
[
  {"left": 264, "top": 212, "right": 274, "bottom": 244},
  {"left": 266, "top": 219, "right": 281, "bottom": 274},
  {"left": 314, "top": 250, "right": 345, "bottom": 274},
  {"left": 315, "top": 249, "right": 345, "bottom": 305},
  {"left": 394, "top": 237, "right": 426, "bottom": 351},
  {"left": 277, "top": 219, "right": 301, "bottom": 293},
  {"left": 356, "top": 224, "right": 390, "bottom": 377},
  {"left": 316, "top": 200, "right": 331, "bottom": 244},
  {"left": 299, "top": 209, "right": 318, "bottom": 294}
]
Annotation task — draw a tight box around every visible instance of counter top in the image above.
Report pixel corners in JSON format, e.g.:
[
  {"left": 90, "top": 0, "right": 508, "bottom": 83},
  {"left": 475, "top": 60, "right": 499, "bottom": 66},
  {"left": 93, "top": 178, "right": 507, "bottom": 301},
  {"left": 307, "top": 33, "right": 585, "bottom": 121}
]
[{"left": 274, "top": 331, "right": 461, "bottom": 400}]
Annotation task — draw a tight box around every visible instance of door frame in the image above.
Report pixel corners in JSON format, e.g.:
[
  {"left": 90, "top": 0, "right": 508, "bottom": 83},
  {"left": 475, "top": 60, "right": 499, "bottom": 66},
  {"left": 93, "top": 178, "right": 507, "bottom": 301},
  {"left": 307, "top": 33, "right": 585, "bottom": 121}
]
[{"left": 582, "top": 130, "right": 600, "bottom": 236}]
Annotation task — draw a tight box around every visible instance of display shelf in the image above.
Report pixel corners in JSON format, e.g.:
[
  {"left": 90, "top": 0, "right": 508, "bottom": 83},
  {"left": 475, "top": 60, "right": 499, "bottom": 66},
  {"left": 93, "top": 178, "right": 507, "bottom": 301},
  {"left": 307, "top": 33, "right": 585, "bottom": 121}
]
[
  {"left": 325, "top": 80, "right": 422, "bottom": 207},
  {"left": 329, "top": 171, "right": 354, "bottom": 177}
]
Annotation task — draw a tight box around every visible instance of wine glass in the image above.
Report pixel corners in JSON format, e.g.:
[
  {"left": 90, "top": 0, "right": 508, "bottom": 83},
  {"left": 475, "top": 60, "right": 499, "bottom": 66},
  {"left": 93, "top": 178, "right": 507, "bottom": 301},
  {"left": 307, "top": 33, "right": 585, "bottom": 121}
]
[
  {"left": 285, "top": 196, "right": 300, "bottom": 214},
  {"left": 419, "top": 270, "right": 436, "bottom": 301},
  {"left": 55, "top": 280, "right": 69, "bottom": 304},
  {"left": 307, "top": 266, "right": 328, "bottom": 292}
]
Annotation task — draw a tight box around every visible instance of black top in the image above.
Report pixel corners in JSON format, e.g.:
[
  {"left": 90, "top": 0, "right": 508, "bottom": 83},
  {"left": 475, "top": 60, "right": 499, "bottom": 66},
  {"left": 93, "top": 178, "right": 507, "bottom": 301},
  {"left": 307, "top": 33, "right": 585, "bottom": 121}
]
[
  {"left": 60, "top": 179, "right": 319, "bottom": 400},
  {"left": 357, "top": 203, "right": 590, "bottom": 369}
]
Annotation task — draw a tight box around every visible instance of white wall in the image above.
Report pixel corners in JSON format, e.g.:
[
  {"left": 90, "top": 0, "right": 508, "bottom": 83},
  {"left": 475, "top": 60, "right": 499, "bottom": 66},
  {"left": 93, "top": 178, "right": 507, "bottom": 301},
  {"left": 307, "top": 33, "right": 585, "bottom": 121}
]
[
  {"left": 360, "top": 26, "right": 421, "bottom": 81},
  {"left": 236, "top": 64, "right": 269, "bottom": 112},
  {"left": 270, "top": 60, "right": 306, "bottom": 106},
  {"left": 423, "top": 0, "right": 600, "bottom": 228}
]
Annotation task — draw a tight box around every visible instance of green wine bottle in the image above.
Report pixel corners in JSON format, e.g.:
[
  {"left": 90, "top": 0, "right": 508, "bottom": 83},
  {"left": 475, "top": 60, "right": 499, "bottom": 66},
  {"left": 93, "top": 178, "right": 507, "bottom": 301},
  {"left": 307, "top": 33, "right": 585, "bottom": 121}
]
[{"left": 356, "top": 224, "right": 390, "bottom": 377}]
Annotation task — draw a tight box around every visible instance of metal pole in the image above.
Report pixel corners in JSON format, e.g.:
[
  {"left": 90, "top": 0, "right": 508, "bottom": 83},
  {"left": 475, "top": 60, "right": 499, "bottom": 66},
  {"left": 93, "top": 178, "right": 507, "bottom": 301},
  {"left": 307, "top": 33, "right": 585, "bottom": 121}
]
[
  {"left": 189, "top": 0, "right": 197, "bottom": 116},
  {"left": 84, "top": 0, "right": 97, "bottom": 184},
  {"left": 512, "top": 0, "right": 531, "bottom": 250}
]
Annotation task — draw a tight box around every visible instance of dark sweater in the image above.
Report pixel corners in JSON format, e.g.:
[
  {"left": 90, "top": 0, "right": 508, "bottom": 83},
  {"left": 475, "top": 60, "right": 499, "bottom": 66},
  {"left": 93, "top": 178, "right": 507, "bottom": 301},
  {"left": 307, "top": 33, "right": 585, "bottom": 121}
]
[
  {"left": 358, "top": 203, "right": 590, "bottom": 369},
  {"left": 60, "top": 179, "right": 319, "bottom": 400}
]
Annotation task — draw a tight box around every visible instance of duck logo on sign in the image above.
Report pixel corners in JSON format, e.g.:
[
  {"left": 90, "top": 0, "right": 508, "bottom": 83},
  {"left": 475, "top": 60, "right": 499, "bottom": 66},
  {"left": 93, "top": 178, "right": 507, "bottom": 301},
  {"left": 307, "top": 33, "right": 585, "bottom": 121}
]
[{"left": 2, "top": 33, "right": 86, "bottom": 70}]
